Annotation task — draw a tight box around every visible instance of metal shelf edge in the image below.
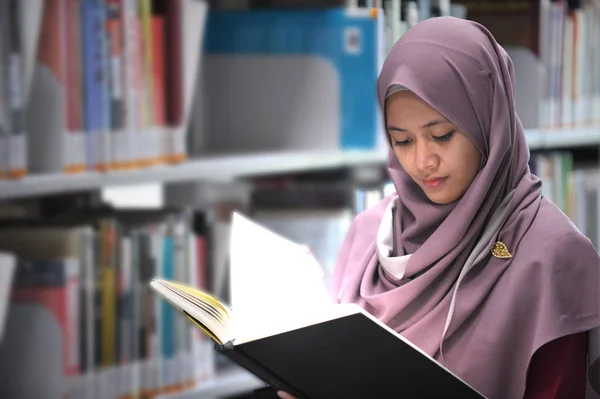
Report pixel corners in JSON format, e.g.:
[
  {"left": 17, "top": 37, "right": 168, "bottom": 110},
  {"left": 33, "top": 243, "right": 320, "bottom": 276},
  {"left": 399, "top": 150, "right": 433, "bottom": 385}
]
[{"left": 0, "top": 129, "right": 598, "bottom": 201}]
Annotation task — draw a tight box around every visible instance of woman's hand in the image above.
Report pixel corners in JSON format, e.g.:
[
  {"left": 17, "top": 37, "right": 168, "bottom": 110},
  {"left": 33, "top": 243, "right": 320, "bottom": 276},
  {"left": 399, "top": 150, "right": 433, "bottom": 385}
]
[{"left": 277, "top": 391, "right": 298, "bottom": 399}]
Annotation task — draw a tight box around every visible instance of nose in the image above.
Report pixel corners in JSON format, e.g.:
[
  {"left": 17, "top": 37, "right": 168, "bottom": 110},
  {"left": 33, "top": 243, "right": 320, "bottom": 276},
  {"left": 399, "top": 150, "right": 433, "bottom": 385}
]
[{"left": 415, "top": 141, "right": 439, "bottom": 171}]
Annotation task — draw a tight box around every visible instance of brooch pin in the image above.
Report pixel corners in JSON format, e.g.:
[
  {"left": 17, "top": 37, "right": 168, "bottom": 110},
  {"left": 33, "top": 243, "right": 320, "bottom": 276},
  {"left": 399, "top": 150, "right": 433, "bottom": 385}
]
[{"left": 491, "top": 241, "right": 513, "bottom": 259}]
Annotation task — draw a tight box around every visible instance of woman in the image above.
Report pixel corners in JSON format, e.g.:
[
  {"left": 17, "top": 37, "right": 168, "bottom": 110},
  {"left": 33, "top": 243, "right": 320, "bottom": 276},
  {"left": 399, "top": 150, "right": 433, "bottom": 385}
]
[{"left": 277, "top": 16, "right": 599, "bottom": 399}]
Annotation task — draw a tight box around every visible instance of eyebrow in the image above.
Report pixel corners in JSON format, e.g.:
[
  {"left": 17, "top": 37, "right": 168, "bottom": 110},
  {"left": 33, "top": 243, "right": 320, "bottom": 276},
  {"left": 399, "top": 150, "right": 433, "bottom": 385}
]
[{"left": 387, "top": 119, "right": 449, "bottom": 132}]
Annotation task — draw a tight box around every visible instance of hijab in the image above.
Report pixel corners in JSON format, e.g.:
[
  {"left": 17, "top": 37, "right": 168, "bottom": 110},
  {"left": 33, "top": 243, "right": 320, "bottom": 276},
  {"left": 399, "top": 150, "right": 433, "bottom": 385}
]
[{"left": 330, "top": 16, "right": 600, "bottom": 399}]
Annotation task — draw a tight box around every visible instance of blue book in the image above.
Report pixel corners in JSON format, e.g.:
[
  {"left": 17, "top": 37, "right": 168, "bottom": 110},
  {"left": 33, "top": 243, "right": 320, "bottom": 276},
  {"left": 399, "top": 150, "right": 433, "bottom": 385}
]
[
  {"left": 80, "top": 0, "right": 109, "bottom": 170},
  {"left": 160, "top": 235, "right": 176, "bottom": 369},
  {"left": 203, "top": 8, "right": 387, "bottom": 151}
]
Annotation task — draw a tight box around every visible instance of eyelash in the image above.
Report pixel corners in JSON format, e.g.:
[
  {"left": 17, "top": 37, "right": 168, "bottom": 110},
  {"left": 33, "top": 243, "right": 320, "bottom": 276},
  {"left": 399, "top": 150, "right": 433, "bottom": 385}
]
[{"left": 393, "top": 130, "right": 456, "bottom": 147}]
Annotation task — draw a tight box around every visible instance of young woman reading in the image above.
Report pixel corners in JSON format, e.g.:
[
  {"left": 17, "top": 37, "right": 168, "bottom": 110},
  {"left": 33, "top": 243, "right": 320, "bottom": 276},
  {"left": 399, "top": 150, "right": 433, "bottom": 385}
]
[{"left": 277, "top": 16, "right": 599, "bottom": 399}]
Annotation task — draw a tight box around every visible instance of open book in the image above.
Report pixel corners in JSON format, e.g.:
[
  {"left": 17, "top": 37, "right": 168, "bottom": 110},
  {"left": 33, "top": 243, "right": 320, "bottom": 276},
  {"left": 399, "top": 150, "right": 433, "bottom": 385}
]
[{"left": 150, "top": 213, "right": 486, "bottom": 399}]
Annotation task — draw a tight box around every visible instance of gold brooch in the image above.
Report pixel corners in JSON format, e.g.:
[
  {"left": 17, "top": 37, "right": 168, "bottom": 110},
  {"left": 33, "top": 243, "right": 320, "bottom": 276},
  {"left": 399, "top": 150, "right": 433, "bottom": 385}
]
[{"left": 491, "top": 241, "right": 513, "bottom": 259}]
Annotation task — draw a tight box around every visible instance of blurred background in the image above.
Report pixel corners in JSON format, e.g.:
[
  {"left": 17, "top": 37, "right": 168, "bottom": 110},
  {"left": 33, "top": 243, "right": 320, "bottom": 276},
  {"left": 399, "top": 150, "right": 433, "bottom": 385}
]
[{"left": 0, "top": 0, "right": 597, "bottom": 398}]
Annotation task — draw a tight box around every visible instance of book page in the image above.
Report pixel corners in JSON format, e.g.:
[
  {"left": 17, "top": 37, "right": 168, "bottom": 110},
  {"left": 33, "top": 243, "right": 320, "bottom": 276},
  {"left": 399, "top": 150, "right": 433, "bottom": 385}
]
[
  {"left": 252, "top": 209, "right": 354, "bottom": 288},
  {"left": 150, "top": 279, "right": 233, "bottom": 345},
  {"left": 235, "top": 302, "right": 363, "bottom": 345},
  {"left": 229, "top": 212, "right": 335, "bottom": 341}
]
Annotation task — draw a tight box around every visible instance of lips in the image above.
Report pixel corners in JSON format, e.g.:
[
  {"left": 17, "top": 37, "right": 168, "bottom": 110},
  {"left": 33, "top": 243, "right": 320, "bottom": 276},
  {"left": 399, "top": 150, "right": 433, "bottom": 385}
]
[{"left": 422, "top": 176, "right": 448, "bottom": 188}]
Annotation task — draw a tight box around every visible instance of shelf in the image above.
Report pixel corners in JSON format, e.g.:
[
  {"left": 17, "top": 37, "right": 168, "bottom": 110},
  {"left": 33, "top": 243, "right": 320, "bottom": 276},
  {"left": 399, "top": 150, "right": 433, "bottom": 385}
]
[
  {"left": 0, "top": 128, "right": 598, "bottom": 201},
  {"left": 524, "top": 127, "right": 600, "bottom": 150},
  {"left": 532, "top": 127, "right": 600, "bottom": 149},
  {"left": 0, "top": 149, "right": 388, "bottom": 201},
  {"left": 158, "top": 367, "right": 265, "bottom": 399}
]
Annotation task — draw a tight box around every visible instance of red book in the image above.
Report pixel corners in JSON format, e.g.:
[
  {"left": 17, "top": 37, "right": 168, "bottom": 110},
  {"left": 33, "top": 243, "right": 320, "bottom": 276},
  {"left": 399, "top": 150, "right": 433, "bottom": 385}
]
[
  {"left": 65, "top": 0, "right": 85, "bottom": 173},
  {"left": 165, "top": 0, "right": 182, "bottom": 128}
]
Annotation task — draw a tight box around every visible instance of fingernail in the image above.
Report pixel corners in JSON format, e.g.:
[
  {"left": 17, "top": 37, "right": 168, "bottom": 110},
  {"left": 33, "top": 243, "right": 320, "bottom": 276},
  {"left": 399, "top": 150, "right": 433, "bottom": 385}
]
[{"left": 277, "top": 391, "right": 287, "bottom": 399}]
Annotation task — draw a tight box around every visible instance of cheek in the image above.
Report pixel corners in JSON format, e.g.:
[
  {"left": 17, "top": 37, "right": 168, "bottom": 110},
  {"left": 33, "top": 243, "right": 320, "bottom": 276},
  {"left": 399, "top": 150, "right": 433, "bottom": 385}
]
[
  {"left": 393, "top": 148, "right": 415, "bottom": 175},
  {"left": 455, "top": 144, "right": 481, "bottom": 180}
]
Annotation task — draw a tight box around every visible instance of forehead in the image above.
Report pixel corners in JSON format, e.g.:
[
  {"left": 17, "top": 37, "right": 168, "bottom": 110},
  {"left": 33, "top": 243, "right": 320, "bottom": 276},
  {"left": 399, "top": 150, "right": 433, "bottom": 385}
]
[{"left": 385, "top": 90, "right": 445, "bottom": 123}]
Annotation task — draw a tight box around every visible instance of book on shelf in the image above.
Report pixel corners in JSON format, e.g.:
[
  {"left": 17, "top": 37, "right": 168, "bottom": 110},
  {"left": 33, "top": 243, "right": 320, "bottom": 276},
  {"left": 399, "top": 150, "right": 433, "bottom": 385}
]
[
  {"left": 0, "top": 0, "right": 27, "bottom": 180},
  {"left": 529, "top": 151, "right": 600, "bottom": 251},
  {"left": 451, "top": 0, "right": 600, "bottom": 130},
  {"left": 150, "top": 212, "right": 486, "bottom": 399},
  {"left": 0, "top": 208, "right": 216, "bottom": 399},
  {"left": 0, "top": 252, "right": 16, "bottom": 343},
  {"left": 0, "top": 0, "right": 206, "bottom": 180}
]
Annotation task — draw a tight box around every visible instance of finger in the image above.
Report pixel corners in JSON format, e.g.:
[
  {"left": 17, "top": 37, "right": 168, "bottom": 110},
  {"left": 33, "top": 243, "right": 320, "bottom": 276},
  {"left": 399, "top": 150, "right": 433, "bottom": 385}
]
[{"left": 277, "top": 391, "right": 297, "bottom": 399}]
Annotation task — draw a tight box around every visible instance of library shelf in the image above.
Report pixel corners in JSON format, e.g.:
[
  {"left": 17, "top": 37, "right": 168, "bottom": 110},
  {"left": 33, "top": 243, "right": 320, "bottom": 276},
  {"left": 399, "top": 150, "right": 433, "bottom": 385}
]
[
  {"left": 157, "top": 367, "right": 264, "bottom": 399},
  {"left": 0, "top": 149, "right": 389, "bottom": 201},
  {"left": 532, "top": 126, "right": 600, "bottom": 149},
  {"left": 0, "top": 128, "right": 598, "bottom": 201}
]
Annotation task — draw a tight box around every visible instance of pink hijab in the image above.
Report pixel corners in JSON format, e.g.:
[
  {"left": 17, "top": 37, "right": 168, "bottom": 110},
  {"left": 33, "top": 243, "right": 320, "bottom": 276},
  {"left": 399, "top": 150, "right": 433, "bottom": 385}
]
[{"left": 331, "top": 17, "right": 600, "bottom": 399}]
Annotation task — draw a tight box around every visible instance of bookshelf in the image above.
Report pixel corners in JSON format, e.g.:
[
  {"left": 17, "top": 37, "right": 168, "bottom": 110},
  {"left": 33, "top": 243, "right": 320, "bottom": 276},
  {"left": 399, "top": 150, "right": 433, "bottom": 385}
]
[
  {"left": 0, "top": 1, "right": 598, "bottom": 399},
  {"left": 537, "top": 127, "right": 600, "bottom": 149},
  {"left": 157, "top": 367, "right": 264, "bottom": 399},
  {"left": 0, "top": 128, "right": 597, "bottom": 202},
  {"left": 0, "top": 149, "right": 387, "bottom": 201}
]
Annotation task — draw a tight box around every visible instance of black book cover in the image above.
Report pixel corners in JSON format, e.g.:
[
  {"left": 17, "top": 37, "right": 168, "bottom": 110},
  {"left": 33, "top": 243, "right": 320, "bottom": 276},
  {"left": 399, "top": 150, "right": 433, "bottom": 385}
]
[{"left": 215, "top": 312, "right": 486, "bottom": 399}]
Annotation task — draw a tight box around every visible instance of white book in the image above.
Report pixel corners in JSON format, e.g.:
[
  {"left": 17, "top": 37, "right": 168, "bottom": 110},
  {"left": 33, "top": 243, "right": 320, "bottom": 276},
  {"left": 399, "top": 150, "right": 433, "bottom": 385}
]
[
  {"left": 0, "top": 251, "right": 16, "bottom": 342},
  {"left": 562, "top": 14, "right": 574, "bottom": 127}
]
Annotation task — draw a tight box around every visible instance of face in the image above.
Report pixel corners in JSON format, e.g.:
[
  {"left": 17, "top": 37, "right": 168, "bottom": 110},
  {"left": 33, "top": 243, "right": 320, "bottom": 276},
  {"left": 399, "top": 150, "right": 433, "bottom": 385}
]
[{"left": 385, "top": 90, "right": 482, "bottom": 205}]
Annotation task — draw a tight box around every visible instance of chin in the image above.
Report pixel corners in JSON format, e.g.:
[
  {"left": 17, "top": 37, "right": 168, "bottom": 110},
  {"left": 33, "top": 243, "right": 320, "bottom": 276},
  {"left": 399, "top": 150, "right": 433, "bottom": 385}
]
[{"left": 425, "top": 192, "right": 460, "bottom": 205}]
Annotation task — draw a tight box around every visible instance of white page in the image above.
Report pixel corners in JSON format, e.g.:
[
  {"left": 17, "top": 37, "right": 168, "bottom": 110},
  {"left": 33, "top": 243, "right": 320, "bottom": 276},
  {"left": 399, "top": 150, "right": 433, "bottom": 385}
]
[
  {"left": 0, "top": 252, "right": 16, "bottom": 343},
  {"left": 252, "top": 209, "right": 353, "bottom": 287},
  {"left": 229, "top": 212, "right": 334, "bottom": 340}
]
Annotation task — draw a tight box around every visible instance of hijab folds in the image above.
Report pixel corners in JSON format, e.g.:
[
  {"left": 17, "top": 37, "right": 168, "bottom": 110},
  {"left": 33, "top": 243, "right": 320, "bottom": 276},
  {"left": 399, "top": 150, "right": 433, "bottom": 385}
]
[{"left": 330, "top": 17, "right": 600, "bottom": 399}]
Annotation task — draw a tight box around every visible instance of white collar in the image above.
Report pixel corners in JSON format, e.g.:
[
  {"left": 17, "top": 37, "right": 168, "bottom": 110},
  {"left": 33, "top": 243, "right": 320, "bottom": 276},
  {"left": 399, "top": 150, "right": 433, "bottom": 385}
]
[{"left": 376, "top": 196, "right": 412, "bottom": 280}]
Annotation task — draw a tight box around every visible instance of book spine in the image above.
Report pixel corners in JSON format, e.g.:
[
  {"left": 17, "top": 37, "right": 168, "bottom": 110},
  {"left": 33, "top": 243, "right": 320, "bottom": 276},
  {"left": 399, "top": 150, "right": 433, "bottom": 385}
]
[
  {"left": 98, "top": 0, "right": 112, "bottom": 172},
  {"left": 65, "top": 0, "right": 86, "bottom": 174},
  {"left": 150, "top": 225, "right": 165, "bottom": 397},
  {"left": 165, "top": 0, "right": 184, "bottom": 163},
  {"left": 101, "top": 220, "right": 117, "bottom": 367},
  {"left": 0, "top": 0, "right": 9, "bottom": 180},
  {"left": 176, "top": 218, "right": 193, "bottom": 390},
  {"left": 92, "top": 227, "right": 104, "bottom": 392},
  {"left": 139, "top": 230, "right": 155, "bottom": 398},
  {"left": 121, "top": 0, "right": 139, "bottom": 169},
  {"left": 117, "top": 233, "right": 133, "bottom": 399},
  {"left": 191, "top": 213, "right": 213, "bottom": 382},
  {"left": 7, "top": 0, "right": 26, "bottom": 179},
  {"left": 562, "top": 10, "right": 574, "bottom": 127},
  {"left": 81, "top": 0, "right": 107, "bottom": 171},
  {"left": 135, "top": 17, "right": 147, "bottom": 169},
  {"left": 139, "top": 0, "right": 155, "bottom": 167},
  {"left": 158, "top": 233, "right": 174, "bottom": 394},
  {"left": 151, "top": 15, "right": 167, "bottom": 165},
  {"left": 106, "top": 0, "right": 125, "bottom": 171},
  {"left": 84, "top": 228, "right": 97, "bottom": 399}
]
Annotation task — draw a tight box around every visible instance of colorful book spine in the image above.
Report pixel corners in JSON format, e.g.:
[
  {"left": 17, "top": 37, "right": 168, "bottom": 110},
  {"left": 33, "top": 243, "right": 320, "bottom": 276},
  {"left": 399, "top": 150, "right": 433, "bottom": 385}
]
[
  {"left": 65, "top": 0, "right": 86, "bottom": 174},
  {"left": 106, "top": 0, "right": 125, "bottom": 171},
  {"left": 121, "top": 0, "right": 140, "bottom": 169},
  {"left": 139, "top": 0, "right": 156, "bottom": 167},
  {"left": 81, "top": 0, "right": 107, "bottom": 171},
  {"left": 151, "top": 15, "right": 167, "bottom": 164}
]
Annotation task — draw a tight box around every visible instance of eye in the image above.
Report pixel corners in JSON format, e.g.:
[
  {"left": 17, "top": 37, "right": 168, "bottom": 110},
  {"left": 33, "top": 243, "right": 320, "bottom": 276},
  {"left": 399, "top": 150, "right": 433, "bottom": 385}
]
[
  {"left": 434, "top": 130, "right": 456, "bottom": 142},
  {"left": 393, "top": 139, "right": 412, "bottom": 147}
]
